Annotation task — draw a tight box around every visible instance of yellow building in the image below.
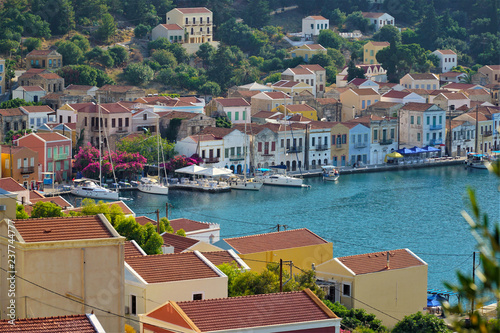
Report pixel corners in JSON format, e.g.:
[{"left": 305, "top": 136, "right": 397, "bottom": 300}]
[
  {"left": 0, "top": 188, "right": 17, "bottom": 220},
  {"left": 316, "top": 249, "right": 428, "bottom": 328},
  {"left": 0, "top": 215, "right": 125, "bottom": 332},
  {"left": 166, "top": 7, "right": 213, "bottom": 44},
  {"left": 216, "top": 228, "right": 333, "bottom": 272},
  {"left": 124, "top": 250, "right": 229, "bottom": 332},
  {"left": 363, "top": 41, "right": 389, "bottom": 65},
  {"left": 290, "top": 44, "right": 327, "bottom": 62},
  {"left": 331, "top": 123, "right": 350, "bottom": 166},
  {"left": 339, "top": 88, "right": 380, "bottom": 121},
  {"left": 272, "top": 103, "right": 318, "bottom": 121},
  {"left": 271, "top": 80, "right": 314, "bottom": 97}
]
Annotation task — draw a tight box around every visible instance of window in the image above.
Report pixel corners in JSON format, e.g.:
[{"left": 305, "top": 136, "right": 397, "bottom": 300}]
[
  {"left": 454, "top": 131, "right": 457, "bottom": 140},
  {"left": 225, "top": 148, "right": 229, "bottom": 158},
  {"left": 217, "top": 148, "right": 221, "bottom": 158},
  {"left": 417, "top": 116, "right": 420, "bottom": 125},
  {"left": 130, "top": 295, "right": 137, "bottom": 315},
  {"left": 427, "top": 133, "right": 430, "bottom": 141},
  {"left": 342, "top": 134, "right": 346, "bottom": 144},
  {"left": 242, "top": 111, "right": 246, "bottom": 121},
  {"left": 411, "top": 116, "right": 414, "bottom": 125},
  {"left": 193, "top": 293, "right": 203, "bottom": 301},
  {"left": 230, "top": 147, "right": 235, "bottom": 156},
  {"left": 312, "top": 137, "right": 316, "bottom": 146},
  {"left": 439, "top": 115, "right": 442, "bottom": 124},
  {"left": 427, "top": 116, "right": 430, "bottom": 125},
  {"left": 202, "top": 150, "right": 206, "bottom": 158},
  {"left": 364, "top": 134, "right": 368, "bottom": 142},
  {"left": 119, "top": 118, "right": 123, "bottom": 127},
  {"left": 417, "top": 133, "right": 421, "bottom": 141},
  {"left": 271, "top": 141, "right": 276, "bottom": 151},
  {"left": 17, "top": 158, "right": 21, "bottom": 169},
  {"left": 390, "top": 128, "right": 395, "bottom": 139},
  {"left": 351, "top": 135, "right": 355, "bottom": 143},
  {"left": 85, "top": 117, "right": 88, "bottom": 126},
  {"left": 30, "top": 157, "right": 34, "bottom": 167},
  {"left": 30, "top": 118, "right": 34, "bottom": 125},
  {"left": 362, "top": 100, "right": 365, "bottom": 109},
  {"left": 342, "top": 283, "right": 351, "bottom": 297},
  {"left": 373, "top": 129, "right": 378, "bottom": 141},
  {"left": 370, "top": 50, "right": 374, "bottom": 56},
  {"left": 227, "top": 112, "right": 231, "bottom": 120},
  {"left": 64, "top": 160, "right": 69, "bottom": 170},
  {"left": 416, "top": 84, "right": 419, "bottom": 89},
  {"left": 48, "top": 162, "right": 53, "bottom": 172},
  {"left": 143, "top": 114, "right": 147, "bottom": 120},
  {"left": 47, "top": 147, "right": 52, "bottom": 158},
  {"left": 112, "top": 118, "right": 116, "bottom": 127},
  {"left": 235, "top": 112, "right": 239, "bottom": 121},
  {"left": 258, "top": 142, "right": 262, "bottom": 152},
  {"left": 281, "top": 139, "right": 284, "bottom": 148}
]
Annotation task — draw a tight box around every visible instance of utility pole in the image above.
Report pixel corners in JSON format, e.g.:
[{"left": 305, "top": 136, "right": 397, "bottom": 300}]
[
  {"left": 446, "top": 106, "right": 452, "bottom": 157},
  {"left": 471, "top": 251, "right": 476, "bottom": 313},
  {"left": 155, "top": 209, "right": 160, "bottom": 234},
  {"left": 276, "top": 224, "right": 288, "bottom": 232},
  {"left": 279, "top": 259, "right": 283, "bottom": 292}
]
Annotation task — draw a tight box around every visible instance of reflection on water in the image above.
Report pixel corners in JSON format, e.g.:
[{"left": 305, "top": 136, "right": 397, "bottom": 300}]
[{"left": 67, "top": 165, "right": 499, "bottom": 289}]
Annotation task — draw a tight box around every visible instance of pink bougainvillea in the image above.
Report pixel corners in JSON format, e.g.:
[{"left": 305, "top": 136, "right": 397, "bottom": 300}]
[{"left": 164, "top": 154, "right": 203, "bottom": 173}]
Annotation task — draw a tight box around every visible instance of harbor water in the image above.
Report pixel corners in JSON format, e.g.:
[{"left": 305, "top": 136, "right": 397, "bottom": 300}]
[{"left": 72, "top": 165, "right": 500, "bottom": 291}]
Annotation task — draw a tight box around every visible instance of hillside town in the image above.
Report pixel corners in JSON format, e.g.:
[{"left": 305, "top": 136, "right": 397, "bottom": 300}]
[{"left": 0, "top": 0, "right": 499, "bottom": 332}]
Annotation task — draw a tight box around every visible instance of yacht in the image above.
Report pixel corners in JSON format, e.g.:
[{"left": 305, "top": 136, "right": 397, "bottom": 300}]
[
  {"left": 254, "top": 167, "right": 304, "bottom": 187},
  {"left": 229, "top": 176, "right": 263, "bottom": 191},
  {"left": 138, "top": 176, "right": 169, "bottom": 195},
  {"left": 466, "top": 153, "right": 490, "bottom": 169},
  {"left": 71, "top": 179, "right": 120, "bottom": 200}
]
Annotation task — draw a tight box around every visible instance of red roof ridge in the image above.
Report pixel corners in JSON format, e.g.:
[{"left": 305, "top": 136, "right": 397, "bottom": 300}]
[
  {"left": 225, "top": 227, "right": 314, "bottom": 241},
  {"left": 177, "top": 290, "right": 307, "bottom": 305}
]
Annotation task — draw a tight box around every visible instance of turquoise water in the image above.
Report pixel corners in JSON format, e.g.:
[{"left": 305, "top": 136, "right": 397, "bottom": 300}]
[{"left": 80, "top": 165, "right": 500, "bottom": 290}]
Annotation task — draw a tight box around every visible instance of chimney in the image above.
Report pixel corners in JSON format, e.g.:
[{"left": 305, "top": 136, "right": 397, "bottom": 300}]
[{"left": 386, "top": 251, "right": 390, "bottom": 269}]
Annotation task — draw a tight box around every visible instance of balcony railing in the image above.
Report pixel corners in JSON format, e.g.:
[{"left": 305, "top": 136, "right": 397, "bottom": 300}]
[
  {"left": 354, "top": 142, "right": 367, "bottom": 148},
  {"left": 261, "top": 152, "right": 274, "bottom": 157},
  {"left": 116, "top": 127, "right": 128, "bottom": 133},
  {"left": 315, "top": 144, "right": 329, "bottom": 151},
  {"left": 20, "top": 166, "right": 35, "bottom": 174},
  {"left": 483, "top": 130, "right": 493, "bottom": 137},
  {"left": 379, "top": 139, "right": 393, "bottom": 145},
  {"left": 91, "top": 126, "right": 103, "bottom": 132},
  {"left": 53, "top": 153, "right": 68, "bottom": 161},
  {"left": 204, "top": 157, "right": 219, "bottom": 164},
  {"left": 429, "top": 124, "right": 442, "bottom": 130},
  {"left": 333, "top": 144, "right": 344, "bottom": 149},
  {"left": 286, "top": 145, "right": 303, "bottom": 153},
  {"left": 429, "top": 139, "right": 443, "bottom": 145},
  {"left": 229, "top": 154, "right": 244, "bottom": 161}
]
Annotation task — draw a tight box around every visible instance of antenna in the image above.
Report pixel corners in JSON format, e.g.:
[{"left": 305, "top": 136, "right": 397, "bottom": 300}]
[{"left": 386, "top": 251, "right": 390, "bottom": 269}]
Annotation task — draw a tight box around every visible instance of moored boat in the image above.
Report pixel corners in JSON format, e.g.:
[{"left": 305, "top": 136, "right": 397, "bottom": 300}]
[
  {"left": 71, "top": 179, "right": 120, "bottom": 200},
  {"left": 254, "top": 167, "right": 305, "bottom": 187},
  {"left": 322, "top": 165, "right": 340, "bottom": 181},
  {"left": 466, "top": 153, "right": 490, "bottom": 169},
  {"left": 229, "top": 176, "right": 263, "bottom": 191},
  {"left": 138, "top": 176, "right": 169, "bottom": 195}
]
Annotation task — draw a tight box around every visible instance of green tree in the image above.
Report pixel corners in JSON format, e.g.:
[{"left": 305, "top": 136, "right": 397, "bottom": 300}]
[
  {"left": 23, "top": 37, "right": 41, "bottom": 52},
  {"left": 417, "top": 4, "right": 439, "bottom": 50},
  {"left": 264, "top": 72, "right": 281, "bottom": 84},
  {"left": 322, "top": 8, "right": 346, "bottom": 27},
  {"left": 96, "top": 13, "right": 116, "bottom": 43},
  {"left": 327, "top": 48, "right": 346, "bottom": 69},
  {"left": 241, "top": 0, "right": 270, "bottom": 28},
  {"left": 108, "top": 45, "right": 129, "bottom": 67},
  {"left": 392, "top": 312, "right": 450, "bottom": 333},
  {"left": 30, "top": 201, "right": 64, "bottom": 218},
  {"left": 56, "top": 40, "right": 84, "bottom": 65},
  {"left": 372, "top": 25, "right": 401, "bottom": 45},
  {"left": 159, "top": 217, "right": 173, "bottom": 233},
  {"left": 148, "top": 38, "right": 188, "bottom": 63},
  {"left": 134, "top": 24, "right": 150, "bottom": 38},
  {"left": 376, "top": 43, "right": 428, "bottom": 82},
  {"left": 16, "top": 204, "right": 29, "bottom": 219},
  {"left": 207, "top": 45, "right": 236, "bottom": 90},
  {"left": 86, "top": 47, "right": 114, "bottom": 68},
  {"left": 199, "top": 81, "right": 221, "bottom": 97},
  {"left": 196, "top": 42, "right": 215, "bottom": 68},
  {"left": 175, "top": 228, "right": 186, "bottom": 237},
  {"left": 325, "top": 65, "right": 338, "bottom": 84},
  {"left": 345, "top": 11, "right": 372, "bottom": 33},
  {"left": 57, "top": 65, "right": 115, "bottom": 86},
  {"left": 116, "top": 133, "right": 175, "bottom": 162},
  {"left": 152, "top": 49, "right": 177, "bottom": 68},
  {"left": 124, "top": 63, "right": 154, "bottom": 85},
  {"left": 215, "top": 116, "right": 232, "bottom": 128},
  {"left": 4, "top": 128, "right": 33, "bottom": 143},
  {"left": 310, "top": 53, "right": 333, "bottom": 68},
  {"left": 70, "top": 34, "right": 90, "bottom": 52},
  {"left": 347, "top": 60, "right": 365, "bottom": 82},
  {"left": 317, "top": 29, "right": 344, "bottom": 49},
  {"left": 323, "top": 300, "right": 386, "bottom": 332},
  {"left": 0, "top": 99, "right": 41, "bottom": 109}
]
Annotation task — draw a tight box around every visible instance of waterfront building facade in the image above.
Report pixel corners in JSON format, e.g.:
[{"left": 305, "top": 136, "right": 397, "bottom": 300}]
[{"left": 399, "top": 103, "right": 446, "bottom": 148}]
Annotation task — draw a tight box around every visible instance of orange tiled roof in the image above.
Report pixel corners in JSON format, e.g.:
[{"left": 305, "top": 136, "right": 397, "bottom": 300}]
[
  {"left": 20, "top": 85, "right": 44, "bottom": 91},
  {"left": 31, "top": 132, "right": 70, "bottom": 142},
  {"left": 38, "top": 73, "right": 62, "bottom": 80},
  {"left": 337, "top": 249, "right": 426, "bottom": 275},
  {"left": 407, "top": 73, "right": 438, "bottom": 80},
  {"left": 126, "top": 252, "right": 220, "bottom": 283},
  {"left": 308, "top": 15, "right": 327, "bottom": 20},
  {"left": 435, "top": 49, "right": 456, "bottom": 55},
  {"left": 298, "top": 64, "right": 325, "bottom": 72},
  {"left": 161, "top": 232, "right": 199, "bottom": 253},
  {"left": 0, "top": 314, "right": 99, "bottom": 332},
  {"left": 382, "top": 90, "right": 410, "bottom": 98},
  {"left": 316, "top": 98, "right": 338, "bottom": 105},
  {"left": 368, "top": 41, "right": 390, "bottom": 47},
  {"left": 169, "top": 218, "right": 213, "bottom": 233},
  {"left": 224, "top": 228, "right": 328, "bottom": 254},
  {"left": 443, "top": 83, "right": 478, "bottom": 90},
  {"left": 20, "top": 105, "right": 54, "bottom": 113},
  {"left": 215, "top": 98, "right": 250, "bottom": 107},
  {"left": 287, "top": 104, "right": 316, "bottom": 112},
  {"left": 125, "top": 240, "right": 146, "bottom": 258},
  {"left": 0, "top": 177, "right": 26, "bottom": 192},
  {"left": 173, "top": 290, "right": 338, "bottom": 331},
  {"left": 13, "top": 215, "right": 114, "bottom": 242},
  {"left": 29, "top": 190, "right": 45, "bottom": 200},
  {"left": 160, "top": 23, "right": 184, "bottom": 30},
  {"left": 401, "top": 102, "right": 436, "bottom": 111},
  {"left": 26, "top": 196, "right": 72, "bottom": 215},
  {"left": 0, "top": 108, "right": 25, "bottom": 117},
  {"left": 201, "top": 251, "right": 242, "bottom": 267},
  {"left": 135, "top": 215, "right": 157, "bottom": 226},
  {"left": 176, "top": 7, "right": 211, "bottom": 13}
]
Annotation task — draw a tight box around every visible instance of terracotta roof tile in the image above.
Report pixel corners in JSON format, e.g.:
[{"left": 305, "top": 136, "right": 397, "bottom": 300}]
[
  {"left": 20, "top": 105, "right": 54, "bottom": 113},
  {"left": 307, "top": 15, "right": 327, "bottom": 20},
  {"left": 29, "top": 190, "right": 45, "bottom": 200},
  {"left": 20, "top": 85, "right": 44, "bottom": 91},
  {"left": 38, "top": 73, "right": 62, "bottom": 80},
  {"left": 135, "top": 215, "right": 157, "bottom": 226},
  {"left": 316, "top": 98, "right": 338, "bottom": 105},
  {"left": 126, "top": 252, "right": 219, "bottom": 283},
  {"left": 348, "top": 78, "right": 369, "bottom": 85},
  {"left": 382, "top": 90, "right": 410, "bottom": 98},
  {"left": 0, "top": 177, "right": 26, "bottom": 192},
  {"left": 159, "top": 111, "right": 200, "bottom": 120},
  {"left": 26, "top": 196, "right": 72, "bottom": 215},
  {"left": 443, "top": 83, "right": 477, "bottom": 90},
  {"left": 407, "top": 73, "right": 438, "bottom": 80},
  {"left": 0, "top": 108, "right": 25, "bottom": 116},
  {"left": 98, "top": 84, "right": 142, "bottom": 93},
  {"left": 224, "top": 228, "right": 328, "bottom": 254},
  {"left": 31, "top": 132, "right": 70, "bottom": 142},
  {"left": 262, "top": 91, "right": 292, "bottom": 99},
  {"left": 169, "top": 218, "right": 213, "bottom": 233},
  {"left": 337, "top": 248, "right": 426, "bottom": 275},
  {"left": 197, "top": 126, "right": 234, "bottom": 138},
  {"left": 367, "top": 41, "right": 390, "bottom": 47},
  {"left": 272, "top": 80, "right": 304, "bottom": 88},
  {"left": 401, "top": 102, "right": 436, "bottom": 111},
  {"left": 174, "top": 290, "right": 338, "bottom": 331},
  {"left": 160, "top": 23, "right": 184, "bottom": 30},
  {"left": 26, "top": 49, "right": 53, "bottom": 56},
  {"left": 362, "top": 12, "right": 386, "bottom": 18},
  {"left": 215, "top": 98, "right": 250, "bottom": 107},
  {"left": 176, "top": 7, "right": 211, "bottom": 13},
  {"left": 201, "top": 251, "right": 242, "bottom": 267},
  {"left": 13, "top": 215, "right": 114, "bottom": 242},
  {"left": 304, "top": 44, "right": 326, "bottom": 50},
  {"left": 125, "top": 240, "right": 146, "bottom": 258},
  {"left": 0, "top": 314, "right": 99, "bottom": 332},
  {"left": 161, "top": 232, "right": 199, "bottom": 253},
  {"left": 368, "top": 101, "right": 402, "bottom": 108},
  {"left": 435, "top": 49, "right": 456, "bottom": 55},
  {"left": 65, "top": 84, "right": 96, "bottom": 91},
  {"left": 287, "top": 104, "right": 316, "bottom": 112},
  {"left": 435, "top": 92, "right": 469, "bottom": 100},
  {"left": 343, "top": 88, "right": 379, "bottom": 96},
  {"left": 298, "top": 64, "right": 326, "bottom": 71},
  {"left": 440, "top": 71, "right": 464, "bottom": 78},
  {"left": 252, "top": 110, "right": 279, "bottom": 118},
  {"left": 287, "top": 67, "right": 313, "bottom": 75},
  {"left": 464, "top": 89, "right": 489, "bottom": 96}
]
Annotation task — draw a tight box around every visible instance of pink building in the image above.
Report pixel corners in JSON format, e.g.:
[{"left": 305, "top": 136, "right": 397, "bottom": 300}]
[{"left": 16, "top": 132, "right": 72, "bottom": 182}]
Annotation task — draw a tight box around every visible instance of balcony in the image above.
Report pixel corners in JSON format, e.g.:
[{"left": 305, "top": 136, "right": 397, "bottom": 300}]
[
  {"left": 116, "top": 127, "right": 128, "bottom": 133},
  {"left": 315, "top": 144, "right": 329, "bottom": 151},
  {"left": 333, "top": 144, "right": 344, "bottom": 150},
  {"left": 286, "top": 145, "right": 303, "bottom": 153},
  {"left": 20, "top": 166, "right": 35, "bottom": 174},
  {"left": 429, "top": 139, "right": 443, "bottom": 145},
  {"left": 91, "top": 126, "right": 102, "bottom": 132},
  {"left": 261, "top": 152, "right": 274, "bottom": 157},
  {"left": 354, "top": 142, "right": 367, "bottom": 148},
  {"left": 379, "top": 139, "right": 393, "bottom": 145},
  {"left": 429, "top": 124, "right": 442, "bottom": 130},
  {"left": 229, "top": 154, "right": 244, "bottom": 161},
  {"left": 204, "top": 157, "right": 219, "bottom": 164},
  {"left": 483, "top": 130, "right": 493, "bottom": 137},
  {"left": 53, "top": 153, "right": 68, "bottom": 161}
]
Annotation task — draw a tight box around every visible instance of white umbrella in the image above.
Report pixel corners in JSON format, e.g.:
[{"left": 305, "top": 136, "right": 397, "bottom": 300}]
[
  {"left": 174, "top": 164, "right": 207, "bottom": 175},
  {"left": 197, "top": 167, "right": 234, "bottom": 177}
]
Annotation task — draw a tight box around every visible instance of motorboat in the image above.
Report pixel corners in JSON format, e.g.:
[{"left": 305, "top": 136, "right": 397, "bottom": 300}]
[
  {"left": 254, "top": 167, "right": 304, "bottom": 187},
  {"left": 466, "top": 153, "right": 490, "bottom": 169},
  {"left": 138, "top": 177, "right": 169, "bottom": 195},
  {"left": 229, "top": 176, "right": 263, "bottom": 191},
  {"left": 322, "top": 165, "right": 340, "bottom": 181},
  {"left": 71, "top": 179, "right": 119, "bottom": 200}
]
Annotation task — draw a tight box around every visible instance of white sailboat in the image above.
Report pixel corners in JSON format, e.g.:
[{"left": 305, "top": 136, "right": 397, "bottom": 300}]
[
  {"left": 230, "top": 117, "right": 263, "bottom": 191},
  {"left": 71, "top": 104, "right": 119, "bottom": 200},
  {"left": 255, "top": 100, "right": 304, "bottom": 187},
  {"left": 138, "top": 116, "right": 169, "bottom": 195}
]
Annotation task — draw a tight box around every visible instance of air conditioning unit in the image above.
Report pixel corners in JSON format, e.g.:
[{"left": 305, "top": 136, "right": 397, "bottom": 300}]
[
  {"left": 124, "top": 306, "right": 130, "bottom": 314},
  {"left": 0, "top": 205, "right": 6, "bottom": 211}
]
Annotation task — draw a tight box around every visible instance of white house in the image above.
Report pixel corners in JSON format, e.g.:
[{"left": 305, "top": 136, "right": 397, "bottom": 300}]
[
  {"left": 281, "top": 67, "right": 317, "bottom": 97},
  {"left": 432, "top": 50, "right": 457, "bottom": 73},
  {"left": 152, "top": 23, "right": 184, "bottom": 42},
  {"left": 347, "top": 78, "right": 380, "bottom": 91},
  {"left": 175, "top": 133, "right": 224, "bottom": 168},
  {"left": 381, "top": 90, "right": 426, "bottom": 104},
  {"left": 440, "top": 71, "right": 467, "bottom": 83},
  {"left": 336, "top": 64, "right": 387, "bottom": 87},
  {"left": 210, "top": 98, "right": 251, "bottom": 124},
  {"left": 448, "top": 120, "right": 476, "bottom": 157},
  {"left": 308, "top": 121, "right": 334, "bottom": 169},
  {"left": 12, "top": 86, "right": 46, "bottom": 103},
  {"left": 131, "top": 108, "right": 159, "bottom": 133},
  {"left": 20, "top": 105, "right": 56, "bottom": 129},
  {"left": 361, "top": 12, "right": 395, "bottom": 31},
  {"left": 400, "top": 73, "right": 439, "bottom": 90},
  {"left": 399, "top": 102, "right": 446, "bottom": 148},
  {"left": 433, "top": 92, "right": 470, "bottom": 111},
  {"left": 302, "top": 15, "right": 329, "bottom": 37}
]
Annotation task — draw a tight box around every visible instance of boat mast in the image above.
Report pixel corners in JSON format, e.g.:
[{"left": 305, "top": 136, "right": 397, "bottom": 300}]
[
  {"left": 474, "top": 104, "right": 479, "bottom": 153},
  {"left": 157, "top": 115, "right": 160, "bottom": 183},
  {"left": 284, "top": 94, "right": 287, "bottom": 176},
  {"left": 244, "top": 109, "right": 247, "bottom": 181},
  {"left": 98, "top": 103, "right": 102, "bottom": 186}
]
